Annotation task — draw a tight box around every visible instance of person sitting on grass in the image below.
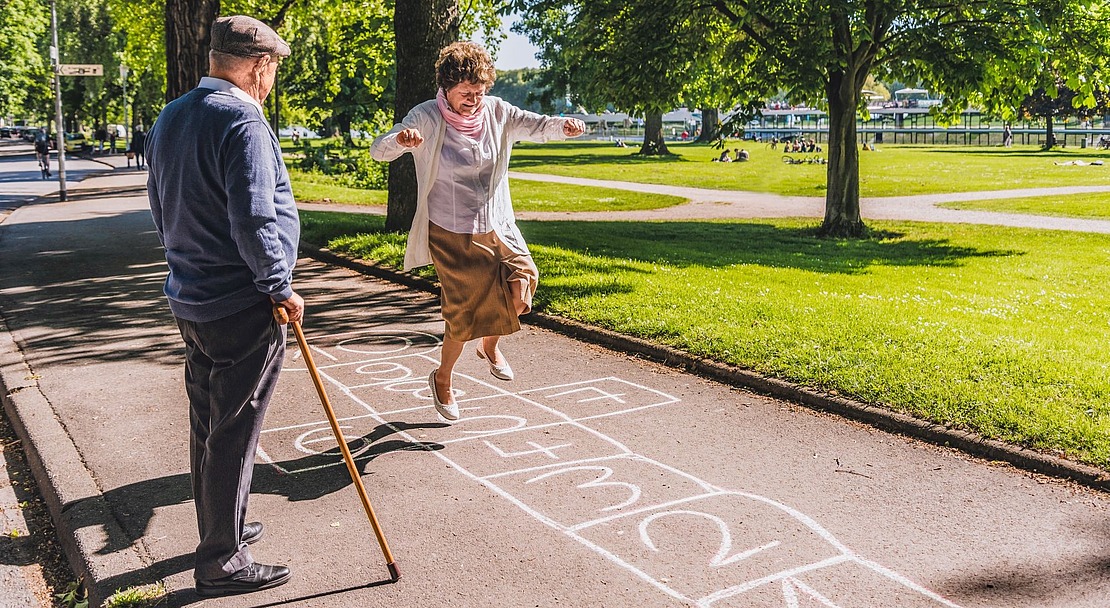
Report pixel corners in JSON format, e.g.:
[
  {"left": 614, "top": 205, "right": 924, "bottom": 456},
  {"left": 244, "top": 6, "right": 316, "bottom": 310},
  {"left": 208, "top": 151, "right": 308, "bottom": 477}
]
[
  {"left": 715, "top": 149, "right": 732, "bottom": 162},
  {"left": 735, "top": 148, "right": 749, "bottom": 162}
]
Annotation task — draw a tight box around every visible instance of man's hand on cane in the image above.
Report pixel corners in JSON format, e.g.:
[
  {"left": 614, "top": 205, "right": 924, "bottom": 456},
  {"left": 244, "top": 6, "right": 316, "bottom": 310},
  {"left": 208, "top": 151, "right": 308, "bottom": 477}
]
[{"left": 275, "top": 291, "right": 304, "bottom": 325}]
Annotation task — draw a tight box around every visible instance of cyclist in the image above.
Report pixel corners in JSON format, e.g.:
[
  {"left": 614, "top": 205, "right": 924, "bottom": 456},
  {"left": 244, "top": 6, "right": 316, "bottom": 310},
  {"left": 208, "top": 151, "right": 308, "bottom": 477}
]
[{"left": 34, "top": 128, "right": 51, "bottom": 179}]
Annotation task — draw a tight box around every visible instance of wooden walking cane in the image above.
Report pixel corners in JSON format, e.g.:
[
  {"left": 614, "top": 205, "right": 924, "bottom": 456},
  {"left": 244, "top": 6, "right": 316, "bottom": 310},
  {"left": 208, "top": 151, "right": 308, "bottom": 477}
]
[{"left": 273, "top": 305, "right": 400, "bottom": 582}]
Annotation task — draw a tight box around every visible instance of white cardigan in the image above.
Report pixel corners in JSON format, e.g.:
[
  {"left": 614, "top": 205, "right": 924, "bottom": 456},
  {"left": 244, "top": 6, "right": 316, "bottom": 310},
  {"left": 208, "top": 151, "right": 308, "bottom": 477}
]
[{"left": 370, "top": 96, "right": 570, "bottom": 271}]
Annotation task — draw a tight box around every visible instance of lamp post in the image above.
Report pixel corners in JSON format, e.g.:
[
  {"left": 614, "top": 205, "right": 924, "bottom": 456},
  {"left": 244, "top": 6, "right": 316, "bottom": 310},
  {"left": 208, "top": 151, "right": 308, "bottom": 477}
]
[
  {"left": 50, "top": 0, "right": 66, "bottom": 201},
  {"left": 120, "top": 64, "right": 129, "bottom": 155}
]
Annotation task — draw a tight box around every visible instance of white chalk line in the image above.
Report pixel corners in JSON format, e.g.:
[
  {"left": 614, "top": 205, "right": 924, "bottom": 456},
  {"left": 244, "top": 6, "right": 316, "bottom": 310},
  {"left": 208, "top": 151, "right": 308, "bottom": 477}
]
[
  {"left": 569, "top": 491, "right": 727, "bottom": 532},
  {"left": 261, "top": 330, "right": 963, "bottom": 607}
]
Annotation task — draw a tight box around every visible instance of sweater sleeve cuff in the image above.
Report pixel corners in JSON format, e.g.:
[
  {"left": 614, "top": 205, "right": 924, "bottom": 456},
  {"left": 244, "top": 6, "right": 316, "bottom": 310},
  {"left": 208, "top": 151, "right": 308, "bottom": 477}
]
[{"left": 269, "top": 285, "right": 294, "bottom": 303}]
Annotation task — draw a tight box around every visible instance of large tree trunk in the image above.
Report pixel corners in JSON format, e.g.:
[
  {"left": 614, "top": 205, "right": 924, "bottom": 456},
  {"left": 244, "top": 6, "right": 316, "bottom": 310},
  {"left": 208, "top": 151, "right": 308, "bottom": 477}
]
[
  {"left": 694, "top": 107, "right": 719, "bottom": 143},
  {"left": 338, "top": 113, "right": 352, "bottom": 146},
  {"left": 819, "top": 68, "right": 866, "bottom": 237},
  {"left": 638, "top": 111, "right": 670, "bottom": 155},
  {"left": 165, "top": 0, "right": 218, "bottom": 102},
  {"left": 386, "top": 0, "right": 459, "bottom": 233},
  {"left": 1044, "top": 114, "right": 1056, "bottom": 149}
]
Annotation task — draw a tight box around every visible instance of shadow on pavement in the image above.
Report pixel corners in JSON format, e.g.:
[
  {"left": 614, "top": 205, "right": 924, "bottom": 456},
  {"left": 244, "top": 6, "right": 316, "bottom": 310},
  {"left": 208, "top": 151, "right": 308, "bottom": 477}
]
[
  {"left": 1, "top": 201, "right": 448, "bottom": 602},
  {"left": 159, "top": 578, "right": 396, "bottom": 607},
  {"left": 939, "top": 548, "right": 1110, "bottom": 604},
  {"left": 0, "top": 210, "right": 181, "bottom": 367},
  {"left": 73, "top": 420, "right": 443, "bottom": 601},
  {"left": 40, "top": 185, "right": 148, "bottom": 202},
  {"left": 0, "top": 209, "right": 441, "bottom": 370}
]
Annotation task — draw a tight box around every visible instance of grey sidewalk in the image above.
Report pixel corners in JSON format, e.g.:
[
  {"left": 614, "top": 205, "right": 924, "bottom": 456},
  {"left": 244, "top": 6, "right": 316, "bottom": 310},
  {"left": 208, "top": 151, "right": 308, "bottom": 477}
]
[
  {"left": 0, "top": 141, "right": 141, "bottom": 607},
  {"left": 1, "top": 164, "right": 1109, "bottom": 607}
]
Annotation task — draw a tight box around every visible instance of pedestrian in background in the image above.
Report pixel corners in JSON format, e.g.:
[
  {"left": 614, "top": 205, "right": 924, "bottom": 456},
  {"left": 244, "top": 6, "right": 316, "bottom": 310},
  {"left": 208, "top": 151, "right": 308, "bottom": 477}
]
[
  {"left": 95, "top": 124, "right": 107, "bottom": 153},
  {"left": 371, "top": 41, "right": 585, "bottom": 423},
  {"left": 132, "top": 125, "right": 146, "bottom": 169},
  {"left": 34, "top": 127, "right": 51, "bottom": 178},
  {"left": 145, "top": 14, "right": 301, "bottom": 598}
]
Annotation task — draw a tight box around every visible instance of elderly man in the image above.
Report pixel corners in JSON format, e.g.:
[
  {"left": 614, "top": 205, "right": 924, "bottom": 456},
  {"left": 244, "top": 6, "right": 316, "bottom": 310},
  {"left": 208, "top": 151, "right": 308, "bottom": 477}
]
[{"left": 146, "top": 15, "right": 302, "bottom": 597}]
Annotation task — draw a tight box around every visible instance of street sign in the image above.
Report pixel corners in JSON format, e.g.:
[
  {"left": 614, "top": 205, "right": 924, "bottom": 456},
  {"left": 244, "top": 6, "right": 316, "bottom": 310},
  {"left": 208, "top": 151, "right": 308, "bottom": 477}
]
[{"left": 58, "top": 64, "right": 103, "bottom": 76}]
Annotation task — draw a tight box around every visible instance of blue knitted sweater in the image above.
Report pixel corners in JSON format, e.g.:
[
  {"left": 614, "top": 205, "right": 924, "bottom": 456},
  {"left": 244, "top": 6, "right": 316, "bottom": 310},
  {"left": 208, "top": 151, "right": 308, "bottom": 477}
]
[{"left": 146, "top": 86, "right": 299, "bottom": 323}]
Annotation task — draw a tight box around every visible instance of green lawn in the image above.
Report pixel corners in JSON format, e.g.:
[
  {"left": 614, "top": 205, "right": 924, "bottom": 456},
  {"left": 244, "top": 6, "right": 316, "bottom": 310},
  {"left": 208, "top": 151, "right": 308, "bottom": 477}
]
[
  {"left": 290, "top": 169, "right": 684, "bottom": 212},
  {"left": 939, "top": 192, "right": 1110, "bottom": 219},
  {"left": 301, "top": 210, "right": 1110, "bottom": 469},
  {"left": 509, "top": 179, "right": 683, "bottom": 212},
  {"left": 291, "top": 169, "right": 388, "bottom": 206},
  {"left": 509, "top": 141, "right": 1110, "bottom": 197}
]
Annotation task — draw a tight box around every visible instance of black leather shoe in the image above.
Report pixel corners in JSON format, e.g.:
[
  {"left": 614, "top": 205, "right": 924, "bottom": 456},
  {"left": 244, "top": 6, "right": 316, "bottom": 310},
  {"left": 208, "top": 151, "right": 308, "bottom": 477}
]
[
  {"left": 242, "top": 521, "right": 264, "bottom": 545},
  {"left": 195, "top": 563, "right": 291, "bottom": 597}
]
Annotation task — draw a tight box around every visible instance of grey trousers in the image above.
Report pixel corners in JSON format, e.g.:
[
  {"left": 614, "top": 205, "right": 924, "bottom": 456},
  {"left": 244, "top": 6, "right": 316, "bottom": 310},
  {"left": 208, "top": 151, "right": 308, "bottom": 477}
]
[{"left": 175, "top": 299, "right": 287, "bottom": 581}]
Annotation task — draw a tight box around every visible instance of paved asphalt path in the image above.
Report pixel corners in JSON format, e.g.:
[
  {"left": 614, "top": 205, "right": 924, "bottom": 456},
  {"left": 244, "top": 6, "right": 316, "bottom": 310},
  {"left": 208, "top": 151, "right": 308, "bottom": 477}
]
[
  {"left": 0, "top": 142, "right": 117, "bottom": 214},
  {"left": 506, "top": 171, "right": 1110, "bottom": 233},
  {"left": 0, "top": 145, "right": 1108, "bottom": 607}
]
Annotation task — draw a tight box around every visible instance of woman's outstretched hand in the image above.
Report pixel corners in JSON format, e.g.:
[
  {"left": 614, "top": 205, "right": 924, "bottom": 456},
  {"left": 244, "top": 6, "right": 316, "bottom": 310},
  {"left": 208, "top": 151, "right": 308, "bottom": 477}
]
[
  {"left": 563, "top": 118, "right": 586, "bottom": 138},
  {"left": 397, "top": 128, "right": 424, "bottom": 148}
]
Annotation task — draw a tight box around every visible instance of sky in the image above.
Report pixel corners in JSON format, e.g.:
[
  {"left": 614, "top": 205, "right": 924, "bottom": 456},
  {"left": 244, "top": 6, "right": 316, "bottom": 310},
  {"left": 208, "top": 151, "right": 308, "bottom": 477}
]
[{"left": 489, "top": 15, "right": 541, "bottom": 71}]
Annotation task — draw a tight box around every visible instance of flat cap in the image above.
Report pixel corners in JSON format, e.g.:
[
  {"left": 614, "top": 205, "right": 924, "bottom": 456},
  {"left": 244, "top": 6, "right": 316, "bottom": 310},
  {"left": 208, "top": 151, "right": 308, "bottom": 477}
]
[{"left": 210, "top": 15, "right": 290, "bottom": 58}]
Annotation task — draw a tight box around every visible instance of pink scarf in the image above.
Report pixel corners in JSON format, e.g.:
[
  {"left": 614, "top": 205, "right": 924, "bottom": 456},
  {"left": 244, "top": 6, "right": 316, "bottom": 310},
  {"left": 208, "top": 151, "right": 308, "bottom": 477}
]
[{"left": 436, "top": 88, "right": 485, "bottom": 139}]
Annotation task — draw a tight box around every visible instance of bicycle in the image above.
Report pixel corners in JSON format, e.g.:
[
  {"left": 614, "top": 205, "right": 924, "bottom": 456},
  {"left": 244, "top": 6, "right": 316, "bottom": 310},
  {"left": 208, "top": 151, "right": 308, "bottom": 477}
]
[
  {"left": 37, "top": 151, "right": 51, "bottom": 180},
  {"left": 782, "top": 154, "right": 828, "bottom": 165}
]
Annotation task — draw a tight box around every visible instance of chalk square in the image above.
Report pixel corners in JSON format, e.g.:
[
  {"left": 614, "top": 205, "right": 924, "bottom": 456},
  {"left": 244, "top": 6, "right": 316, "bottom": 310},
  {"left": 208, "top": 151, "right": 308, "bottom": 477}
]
[
  {"left": 518, "top": 377, "right": 680, "bottom": 420},
  {"left": 572, "top": 492, "right": 847, "bottom": 603},
  {"left": 709, "top": 561, "right": 957, "bottom": 608},
  {"left": 483, "top": 455, "right": 718, "bottom": 530},
  {"left": 256, "top": 413, "right": 404, "bottom": 474},
  {"left": 424, "top": 392, "right": 571, "bottom": 443},
  {"left": 436, "top": 423, "right": 630, "bottom": 479}
]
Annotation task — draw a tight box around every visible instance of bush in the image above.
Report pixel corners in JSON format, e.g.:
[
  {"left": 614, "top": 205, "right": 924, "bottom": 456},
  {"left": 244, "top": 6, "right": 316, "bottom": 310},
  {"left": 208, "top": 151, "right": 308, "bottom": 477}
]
[{"left": 297, "top": 143, "right": 388, "bottom": 190}]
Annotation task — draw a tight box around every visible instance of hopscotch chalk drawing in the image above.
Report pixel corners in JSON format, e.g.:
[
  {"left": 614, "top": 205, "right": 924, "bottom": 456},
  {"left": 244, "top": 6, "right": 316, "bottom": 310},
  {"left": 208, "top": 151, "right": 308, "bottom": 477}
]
[{"left": 259, "top": 329, "right": 962, "bottom": 608}]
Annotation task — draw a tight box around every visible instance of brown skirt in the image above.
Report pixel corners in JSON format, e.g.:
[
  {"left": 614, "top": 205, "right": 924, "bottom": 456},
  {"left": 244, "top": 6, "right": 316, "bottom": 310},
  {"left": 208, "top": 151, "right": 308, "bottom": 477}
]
[{"left": 427, "top": 222, "right": 539, "bottom": 342}]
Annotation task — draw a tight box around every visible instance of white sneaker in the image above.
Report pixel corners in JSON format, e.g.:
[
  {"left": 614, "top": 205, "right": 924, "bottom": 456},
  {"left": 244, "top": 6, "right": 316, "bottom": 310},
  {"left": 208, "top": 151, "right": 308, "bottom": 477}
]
[
  {"left": 428, "top": 369, "right": 459, "bottom": 422},
  {"left": 476, "top": 348, "right": 514, "bottom": 381}
]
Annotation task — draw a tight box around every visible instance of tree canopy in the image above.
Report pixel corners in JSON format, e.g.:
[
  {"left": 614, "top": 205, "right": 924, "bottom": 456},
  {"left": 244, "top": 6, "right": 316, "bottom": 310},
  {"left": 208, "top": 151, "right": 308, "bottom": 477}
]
[
  {"left": 512, "top": 0, "right": 1110, "bottom": 236},
  {"left": 512, "top": 0, "right": 738, "bottom": 155},
  {"left": 280, "top": 0, "right": 396, "bottom": 140},
  {"left": 0, "top": 0, "right": 51, "bottom": 124},
  {"left": 7, "top": 0, "right": 1110, "bottom": 238}
]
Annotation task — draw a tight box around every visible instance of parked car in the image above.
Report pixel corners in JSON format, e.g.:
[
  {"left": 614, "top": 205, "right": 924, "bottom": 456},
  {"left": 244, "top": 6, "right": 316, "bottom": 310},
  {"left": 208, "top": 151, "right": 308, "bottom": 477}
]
[
  {"left": 0, "top": 127, "right": 11, "bottom": 138},
  {"left": 22, "top": 128, "right": 40, "bottom": 143},
  {"left": 63, "top": 132, "right": 89, "bottom": 153}
]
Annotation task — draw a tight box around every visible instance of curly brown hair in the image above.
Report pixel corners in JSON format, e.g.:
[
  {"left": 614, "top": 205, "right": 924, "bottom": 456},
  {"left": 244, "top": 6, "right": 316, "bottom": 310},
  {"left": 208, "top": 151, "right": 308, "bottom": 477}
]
[{"left": 435, "top": 41, "right": 496, "bottom": 92}]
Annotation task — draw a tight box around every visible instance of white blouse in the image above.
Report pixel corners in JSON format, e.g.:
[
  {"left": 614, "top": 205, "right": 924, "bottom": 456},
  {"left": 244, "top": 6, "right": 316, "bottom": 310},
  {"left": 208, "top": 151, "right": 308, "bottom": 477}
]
[
  {"left": 370, "top": 96, "right": 571, "bottom": 271},
  {"left": 427, "top": 126, "right": 496, "bottom": 234}
]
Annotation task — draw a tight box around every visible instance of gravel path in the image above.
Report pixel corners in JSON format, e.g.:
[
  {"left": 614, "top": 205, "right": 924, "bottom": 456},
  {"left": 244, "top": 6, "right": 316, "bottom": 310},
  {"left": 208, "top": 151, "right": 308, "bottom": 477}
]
[{"left": 300, "top": 170, "right": 1110, "bottom": 234}]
